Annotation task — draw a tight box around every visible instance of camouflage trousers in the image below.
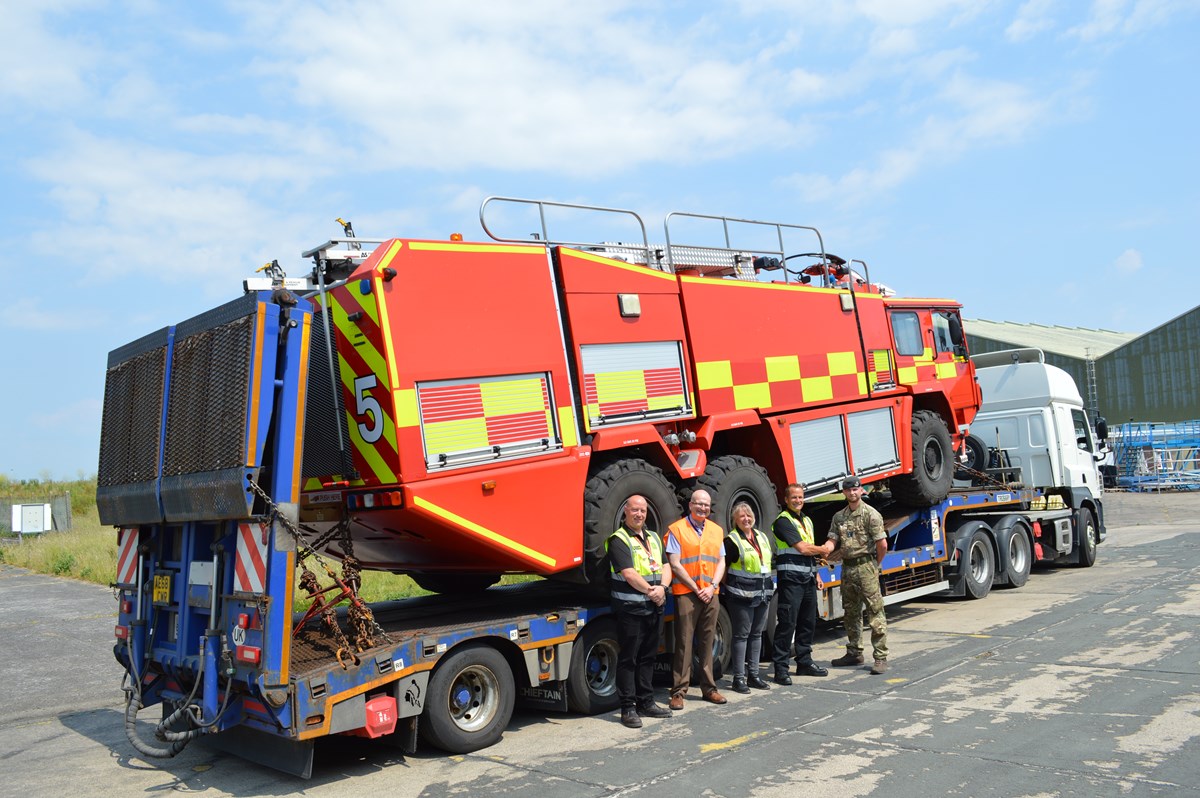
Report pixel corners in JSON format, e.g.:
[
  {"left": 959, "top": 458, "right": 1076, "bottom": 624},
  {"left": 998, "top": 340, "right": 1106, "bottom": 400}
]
[{"left": 841, "top": 559, "right": 888, "bottom": 661}]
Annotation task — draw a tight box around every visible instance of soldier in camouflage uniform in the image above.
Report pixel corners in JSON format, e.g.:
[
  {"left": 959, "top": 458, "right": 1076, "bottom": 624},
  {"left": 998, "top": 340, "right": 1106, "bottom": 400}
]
[{"left": 823, "top": 476, "right": 890, "bottom": 674}]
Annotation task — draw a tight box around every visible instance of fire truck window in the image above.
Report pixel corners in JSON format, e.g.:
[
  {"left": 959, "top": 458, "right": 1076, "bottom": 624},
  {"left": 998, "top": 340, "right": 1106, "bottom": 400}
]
[
  {"left": 933, "top": 313, "right": 955, "bottom": 354},
  {"left": 891, "top": 312, "right": 924, "bottom": 356}
]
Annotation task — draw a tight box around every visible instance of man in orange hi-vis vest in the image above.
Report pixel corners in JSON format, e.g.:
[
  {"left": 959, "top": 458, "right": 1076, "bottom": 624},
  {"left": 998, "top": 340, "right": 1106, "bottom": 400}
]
[{"left": 665, "top": 488, "right": 728, "bottom": 710}]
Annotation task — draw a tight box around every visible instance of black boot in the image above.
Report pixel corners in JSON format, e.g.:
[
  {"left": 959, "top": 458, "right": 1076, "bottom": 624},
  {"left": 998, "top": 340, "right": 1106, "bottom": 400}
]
[{"left": 731, "top": 676, "right": 750, "bottom": 694}]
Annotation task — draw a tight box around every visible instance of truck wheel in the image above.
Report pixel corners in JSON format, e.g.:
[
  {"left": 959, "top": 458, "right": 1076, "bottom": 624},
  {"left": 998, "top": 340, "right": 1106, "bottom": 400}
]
[
  {"left": 581, "top": 459, "right": 681, "bottom": 587},
  {"left": 689, "top": 455, "right": 779, "bottom": 533},
  {"left": 963, "top": 528, "right": 995, "bottom": 600},
  {"left": 421, "top": 644, "right": 514, "bottom": 754},
  {"left": 892, "top": 410, "right": 954, "bottom": 506},
  {"left": 999, "top": 523, "right": 1031, "bottom": 589},
  {"left": 410, "top": 573, "right": 500, "bottom": 594},
  {"left": 954, "top": 433, "right": 987, "bottom": 481},
  {"left": 566, "top": 617, "right": 620, "bottom": 715},
  {"left": 1075, "top": 508, "right": 1098, "bottom": 568}
]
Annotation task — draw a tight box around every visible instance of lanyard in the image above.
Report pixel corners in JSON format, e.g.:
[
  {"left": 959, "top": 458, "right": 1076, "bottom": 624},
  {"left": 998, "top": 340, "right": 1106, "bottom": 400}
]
[
  {"left": 742, "top": 528, "right": 762, "bottom": 559},
  {"left": 630, "top": 529, "right": 660, "bottom": 573}
]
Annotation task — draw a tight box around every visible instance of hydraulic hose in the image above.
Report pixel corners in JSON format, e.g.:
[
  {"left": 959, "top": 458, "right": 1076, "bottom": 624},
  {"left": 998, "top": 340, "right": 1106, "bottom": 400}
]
[{"left": 123, "top": 693, "right": 192, "bottom": 758}]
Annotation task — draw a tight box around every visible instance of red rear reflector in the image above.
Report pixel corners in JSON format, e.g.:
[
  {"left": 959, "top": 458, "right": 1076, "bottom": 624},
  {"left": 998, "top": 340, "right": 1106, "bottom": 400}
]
[
  {"left": 236, "top": 645, "right": 261, "bottom": 664},
  {"left": 115, "top": 625, "right": 129, "bottom": 640},
  {"left": 237, "top": 613, "right": 249, "bottom": 629},
  {"left": 120, "top": 600, "right": 133, "bottom": 614}
]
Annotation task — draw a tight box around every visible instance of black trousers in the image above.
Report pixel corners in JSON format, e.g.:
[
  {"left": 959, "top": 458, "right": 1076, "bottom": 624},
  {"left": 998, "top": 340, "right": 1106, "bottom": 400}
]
[
  {"left": 616, "top": 609, "right": 663, "bottom": 710},
  {"left": 772, "top": 577, "right": 818, "bottom": 674}
]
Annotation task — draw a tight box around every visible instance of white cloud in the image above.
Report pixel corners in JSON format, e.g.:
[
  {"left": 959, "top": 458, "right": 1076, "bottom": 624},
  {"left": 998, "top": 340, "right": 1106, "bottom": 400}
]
[
  {"left": 1114, "top": 248, "right": 1144, "bottom": 274},
  {"left": 1007, "top": 0, "right": 1060, "bottom": 42},
  {"left": 1068, "top": 0, "right": 1130, "bottom": 41},
  {"left": 785, "top": 71, "right": 1053, "bottom": 206},
  {"left": 1066, "top": 0, "right": 1198, "bottom": 41},
  {"left": 236, "top": 1, "right": 806, "bottom": 175},
  {"left": 4, "top": 296, "right": 89, "bottom": 332},
  {"left": 0, "top": 2, "right": 102, "bottom": 111}
]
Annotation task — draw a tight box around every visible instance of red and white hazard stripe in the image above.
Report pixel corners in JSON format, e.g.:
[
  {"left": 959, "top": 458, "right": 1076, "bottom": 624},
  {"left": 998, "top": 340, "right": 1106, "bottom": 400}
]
[
  {"left": 234, "top": 523, "right": 269, "bottom": 594},
  {"left": 116, "top": 528, "right": 139, "bottom": 587}
]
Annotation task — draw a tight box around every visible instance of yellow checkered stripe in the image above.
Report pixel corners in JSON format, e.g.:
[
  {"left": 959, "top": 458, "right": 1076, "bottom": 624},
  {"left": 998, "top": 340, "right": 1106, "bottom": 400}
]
[
  {"left": 584, "top": 367, "right": 686, "bottom": 422},
  {"left": 896, "top": 348, "right": 961, "bottom": 385},
  {"left": 695, "top": 351, "right": 867, "bottom": 411},
  {"left": 330, "top": 278, "right": 398, "bottom": 484},
  {"left": 419, "top": 374, "right": 560, "bottom": 459}
]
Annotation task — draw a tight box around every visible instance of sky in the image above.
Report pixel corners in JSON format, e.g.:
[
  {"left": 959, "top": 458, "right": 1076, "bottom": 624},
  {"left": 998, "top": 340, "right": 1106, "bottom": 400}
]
[{"left": 3, "top": 0, "right": 1198, "bottom": 479}]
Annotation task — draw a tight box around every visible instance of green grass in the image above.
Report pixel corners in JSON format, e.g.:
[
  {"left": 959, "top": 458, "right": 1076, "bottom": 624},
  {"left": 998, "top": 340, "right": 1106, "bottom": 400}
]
[
  {"left": 0, "top": 506, "right": 116, "bottom": 583},
  {"left": 0, "top": 474, "right": 98, "bottom": 516},
  {"left": 0, "top": 479, "right": 540, "bottom": 606}
]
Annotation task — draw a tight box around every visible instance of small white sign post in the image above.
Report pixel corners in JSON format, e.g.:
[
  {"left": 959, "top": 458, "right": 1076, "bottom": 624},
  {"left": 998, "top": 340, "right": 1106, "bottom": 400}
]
[{"left": 11, "top": 503, "right": 52, "bottom": 541}]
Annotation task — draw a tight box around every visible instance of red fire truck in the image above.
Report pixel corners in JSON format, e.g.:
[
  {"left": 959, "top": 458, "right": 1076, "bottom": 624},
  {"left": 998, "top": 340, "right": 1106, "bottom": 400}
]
[
  {"left": 284, "top": 198, "right": 980, "bottom": 589},
  {"left": 95, "top": 197, "right": 995, "bottom": 775}
]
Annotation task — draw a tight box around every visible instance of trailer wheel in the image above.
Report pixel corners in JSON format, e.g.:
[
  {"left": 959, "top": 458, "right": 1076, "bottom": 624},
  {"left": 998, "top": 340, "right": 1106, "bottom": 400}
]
[
  {"left": 689, "top": 455, "right": 779, "bottom": 534},
  {"left": 581, "top": 459, "right": 681, "bottom": 588},
  {"left": 963, "top": 528, "right": 995, "bottom": 600},
  {"left": 893, "top": 410, "right": 954, "bottom": 506},
  {"left": 420, "top": 645, "right": 514, "bottom": 754},
  {"left": 410, "top": 573, "right": 500, "bottom": 594},
  {"left": 566, "top": 617, "right": 620, "bottom": 715},
  {"left": 1075, "top": 508, "right": 1098, "bottom": 568},
  {"left": 999, "top": 523, "right": 1032, "bottom": 589}
]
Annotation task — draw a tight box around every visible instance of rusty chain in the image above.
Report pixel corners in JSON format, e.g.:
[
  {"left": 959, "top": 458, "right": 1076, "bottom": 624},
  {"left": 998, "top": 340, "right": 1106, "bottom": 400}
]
[{"left": 247, "top": 480, "right": 392, "bottom": 666}]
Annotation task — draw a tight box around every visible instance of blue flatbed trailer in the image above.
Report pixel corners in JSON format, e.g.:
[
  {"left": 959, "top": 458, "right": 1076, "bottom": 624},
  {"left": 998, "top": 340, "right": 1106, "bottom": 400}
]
[{"left": 101, "top": 289, "right": 1102, "bottom": 778}]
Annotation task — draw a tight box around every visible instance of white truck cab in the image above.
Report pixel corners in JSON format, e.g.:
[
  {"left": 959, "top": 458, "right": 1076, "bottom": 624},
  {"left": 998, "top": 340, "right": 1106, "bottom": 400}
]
[{"left": 968, "top": 348, "right": 1107, "bottom": 496}]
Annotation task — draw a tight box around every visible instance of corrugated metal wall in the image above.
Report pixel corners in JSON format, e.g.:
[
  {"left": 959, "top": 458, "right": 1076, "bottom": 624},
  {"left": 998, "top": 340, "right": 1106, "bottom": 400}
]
[
  {"left": 1097, "top": 307, "right": 1200, "bottom": 423},
  {"left": 967, "top": 305, "right": 1200, "bottom": 424}
]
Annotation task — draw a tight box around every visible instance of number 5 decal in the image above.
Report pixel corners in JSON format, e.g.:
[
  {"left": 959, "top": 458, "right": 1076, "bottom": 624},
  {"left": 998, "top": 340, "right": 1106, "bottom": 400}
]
[{"left": 354, "top": 375, "right": 383, "bottom": 443}]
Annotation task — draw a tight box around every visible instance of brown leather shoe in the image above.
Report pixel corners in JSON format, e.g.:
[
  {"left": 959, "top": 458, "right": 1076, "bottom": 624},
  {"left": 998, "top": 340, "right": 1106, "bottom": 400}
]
[
  {"left": 669, "top": 695, "right": 685, "bottom": 711},
  {"left": 704, "top": 690, "right": 728, "bottom": 705}
]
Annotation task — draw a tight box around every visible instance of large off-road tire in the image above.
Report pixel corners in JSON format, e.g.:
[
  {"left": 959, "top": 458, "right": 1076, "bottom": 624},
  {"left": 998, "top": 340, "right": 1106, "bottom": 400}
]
[
  {"left": 566, "top": 616, "right": 621, "bottom": 715},
  {"left": 580, "top": 459, "right": 681, "bottom": 587},
  {"left": 410, "top": 573, "right": 501, "bottom": 594},
  {"left": 893, "top": 410, "right": 955, "bottom": 506},
  {"left": 687, "top": 455, "right": 779, "bottom": 533},
  {"left": 421, "top": 644, "right": 514, "bottom": 753}
]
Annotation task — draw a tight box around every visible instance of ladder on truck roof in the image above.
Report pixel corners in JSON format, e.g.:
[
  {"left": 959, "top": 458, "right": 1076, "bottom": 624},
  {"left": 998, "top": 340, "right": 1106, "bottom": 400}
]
[{"left": 479, "top": 195, "right": 852, "bottom": 288}]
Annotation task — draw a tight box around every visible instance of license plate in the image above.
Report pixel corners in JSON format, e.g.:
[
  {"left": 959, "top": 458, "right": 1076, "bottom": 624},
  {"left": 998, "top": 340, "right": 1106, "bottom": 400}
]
[{"left": 153, "top": 574, "right": 172, "bottom": 604}]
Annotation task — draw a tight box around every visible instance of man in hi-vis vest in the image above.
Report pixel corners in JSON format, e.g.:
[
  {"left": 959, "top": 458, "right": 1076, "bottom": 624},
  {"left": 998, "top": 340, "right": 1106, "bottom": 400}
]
[
  {"left": 607, "top": 495, "right": 674, "bottom": 728},
  {"left": 665, "top": 488, "right": 728, "bottom": 710}
]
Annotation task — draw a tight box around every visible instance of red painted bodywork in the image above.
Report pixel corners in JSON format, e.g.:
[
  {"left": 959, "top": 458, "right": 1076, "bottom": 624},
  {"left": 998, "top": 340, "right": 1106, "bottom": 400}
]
[{"left": 301, "top": 238, "right": 980, "bottom": 577}]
